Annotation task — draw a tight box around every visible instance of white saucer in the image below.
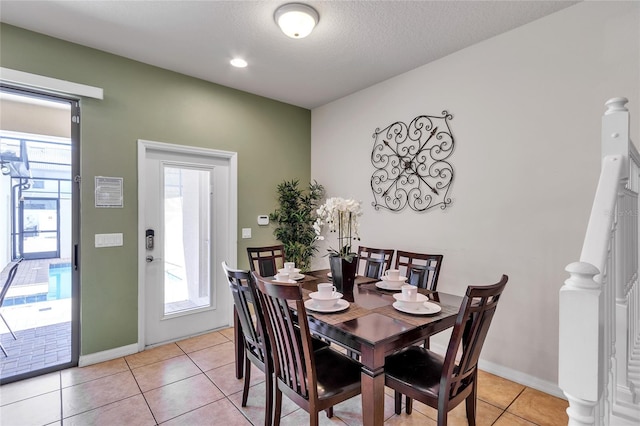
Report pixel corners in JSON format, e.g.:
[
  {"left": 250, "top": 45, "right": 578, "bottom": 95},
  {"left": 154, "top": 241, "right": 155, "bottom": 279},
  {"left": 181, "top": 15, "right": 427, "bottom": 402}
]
[
  {"left": 272, "top": 277, "right": 297, "bottom": 283},
  {"left": 375, "top": 281, "right": 403, "bottom": 291},
  {"left": 381, "top": 275, "right": 407, "bottom": 283},
  {"left": 392, "top": 301, "right": 442, "bottom": 315},
  {"left": 305, "top": 298, "right": 350, "bottom": 313},
  {"left": 392, "top": 293, "right": 429, "bottom": 304},
  {"left": 279, "top": 268, "right": 301, "bottom": 275}
]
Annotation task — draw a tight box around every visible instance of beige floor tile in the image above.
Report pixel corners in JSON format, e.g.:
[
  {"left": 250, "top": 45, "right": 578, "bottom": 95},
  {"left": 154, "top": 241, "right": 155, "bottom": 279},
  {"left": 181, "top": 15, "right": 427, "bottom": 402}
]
[
  {"left": 219, "top": 327, "right": 236, "bottom": 342},
  {"left": 0, "top": 371, "right": 60, "bottom": 406},
  {"left": 507, "top": 387, "right": 569, "bottom": 426},
  {"left": 61, "top": 357, "right": 129, "bottom": 388},
  {"left": 63, "top": 394, "right": 155, "bottom": 426},
  {"left": 493, "top": 411, "right": 538, "bottom": 425},
  {"left": 228, "top": 383, "right": 299, "bottom": 425},
  {"left": 0, "top": 390, "right": 61, "bottom": 426},
  {"left": 477, "top": 370, "right": 526, "bottom": 409},
  {"left": 412, "top": 398, "right": 503, "bottom": 425},
  {"left": 162, "top": 397, "right": 252, "bottom": 425},
  {"left": 188, "top": 341, "right": 236, "bottom": 371},
  {"left": 125, "top": 343, "right": 184, "bottom": 369},
  {"left": 132, "top": 354, "right": 201, "bottom": 392},
  {"left": 329, "top": 392, "right": 398, "bottom": 425},
  {"left": 62, "top": 370, "right": 140, "bottom": 417},
  {"left": 383, "top": 410, "right": 437, "bottom": 425},
  {"left": 175, "top": 331, "right": 230, "bottom": 353},
  {"left": 143, "top": 373, "right": 224, "bottom": 423},
  {"left": 280, "top": 407, "right": 347, "bottom": 425},
  {"left": 205, "top": 361, "right": 265, "bottom": 396}
]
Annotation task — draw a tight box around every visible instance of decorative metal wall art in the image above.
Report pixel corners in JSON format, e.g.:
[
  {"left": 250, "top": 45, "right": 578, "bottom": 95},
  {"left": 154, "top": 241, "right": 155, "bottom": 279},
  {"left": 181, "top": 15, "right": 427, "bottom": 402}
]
[{"left": 370, "top": 111, "right": 454, "bottom": 212}]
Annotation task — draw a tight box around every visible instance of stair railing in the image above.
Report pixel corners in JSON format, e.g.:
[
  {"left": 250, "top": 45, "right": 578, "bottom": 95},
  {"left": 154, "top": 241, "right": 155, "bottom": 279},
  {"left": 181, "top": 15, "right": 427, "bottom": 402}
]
[{"left": 559, "top": 97, "right": 639, "bottom": 425}]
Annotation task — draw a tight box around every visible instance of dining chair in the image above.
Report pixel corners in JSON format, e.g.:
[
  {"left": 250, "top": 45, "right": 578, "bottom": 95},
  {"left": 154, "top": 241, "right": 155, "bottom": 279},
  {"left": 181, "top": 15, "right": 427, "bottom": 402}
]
[
  {"left": 222, "top": 262, "right": 274, "bottom": 425},
  {"left": 247, "top": 245, "right": 286, "bottom": 278},
  {"left": 384, "top": 274, "right": 508, "bottom": 426},
  {"left": 0, "top": 258, "right": 23, "bottom": 357},
  {"left": 252, "top": 272, "right": 362, "bottom": 426},
  {"left": 357, "top": 245, "right": 394, "bottom": 279},
  {"left": 395, "top": 250, "right": 443, "bottom": 290}
]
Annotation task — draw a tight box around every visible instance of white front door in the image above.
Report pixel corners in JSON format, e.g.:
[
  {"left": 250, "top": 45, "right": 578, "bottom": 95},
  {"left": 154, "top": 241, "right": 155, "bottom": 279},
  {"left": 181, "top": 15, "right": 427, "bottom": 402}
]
[{"left": 138, "top": 140, "right": 237, "bottom": 347}]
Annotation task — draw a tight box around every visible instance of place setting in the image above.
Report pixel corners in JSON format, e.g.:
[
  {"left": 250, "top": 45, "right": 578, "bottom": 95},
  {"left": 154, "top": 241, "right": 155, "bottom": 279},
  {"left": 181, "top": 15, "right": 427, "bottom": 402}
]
[
  {"left": 375, "top": 268, "right": 407, "bottom": 291},
  {"left": 305, "top": 283, "right": 350, "bottom": 313},
  {"left": 273, "top": 262, "right": 305, "bottom": 282},
  {"left": 392, "top": 284, "right": 442, "bottom": 315}
]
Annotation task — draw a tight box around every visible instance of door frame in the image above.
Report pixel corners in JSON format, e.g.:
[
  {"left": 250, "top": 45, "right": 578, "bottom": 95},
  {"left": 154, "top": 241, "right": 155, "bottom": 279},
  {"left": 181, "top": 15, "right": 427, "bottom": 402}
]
[{"left": 137, "top": 139, "right": 237, "bottom": 351}]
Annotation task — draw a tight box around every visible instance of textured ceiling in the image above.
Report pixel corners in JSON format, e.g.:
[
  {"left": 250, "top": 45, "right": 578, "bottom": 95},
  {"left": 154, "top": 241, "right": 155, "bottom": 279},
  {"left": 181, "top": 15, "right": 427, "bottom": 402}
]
[{"left": 0, "top": 1, "right": 578, "bottom": 109}]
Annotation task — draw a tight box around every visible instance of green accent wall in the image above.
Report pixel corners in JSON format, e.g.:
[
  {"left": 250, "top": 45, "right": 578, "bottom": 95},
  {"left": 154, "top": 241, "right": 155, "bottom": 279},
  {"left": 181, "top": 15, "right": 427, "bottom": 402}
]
[{"left": 0, "top": 24, "right": 312, "bottom": 355}]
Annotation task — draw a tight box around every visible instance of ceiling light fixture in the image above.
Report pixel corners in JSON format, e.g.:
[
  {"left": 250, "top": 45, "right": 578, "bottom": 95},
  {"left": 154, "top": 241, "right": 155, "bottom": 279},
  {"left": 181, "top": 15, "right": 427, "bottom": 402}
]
[
  {"left": 230, "top": 58, "right": 248, "bottom": 68},
  {"left": 274, "top": 3, "right": 319, "bottom": 39}
]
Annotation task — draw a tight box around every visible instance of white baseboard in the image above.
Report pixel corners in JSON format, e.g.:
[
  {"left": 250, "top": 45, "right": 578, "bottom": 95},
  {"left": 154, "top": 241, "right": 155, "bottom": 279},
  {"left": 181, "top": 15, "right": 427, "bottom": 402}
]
[
  {"left": 78, "top": 343, "right": 139, "bottom": 367},
  {"left": 429, "top": 342, "right": 565, "bottom": 400}
]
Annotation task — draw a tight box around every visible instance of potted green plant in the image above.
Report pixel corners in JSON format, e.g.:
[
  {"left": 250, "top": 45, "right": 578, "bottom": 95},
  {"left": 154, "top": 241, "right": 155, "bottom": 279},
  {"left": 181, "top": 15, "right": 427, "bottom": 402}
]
[{"left": 269, "top": 180, "right": 324, "bottom": 272}]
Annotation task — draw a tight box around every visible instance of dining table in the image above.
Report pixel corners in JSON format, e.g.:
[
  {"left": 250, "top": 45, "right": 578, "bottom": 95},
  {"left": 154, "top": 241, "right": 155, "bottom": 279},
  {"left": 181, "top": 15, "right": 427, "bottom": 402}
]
[{"left": 233, "top": 269, "right": 462, "bottom": 426}]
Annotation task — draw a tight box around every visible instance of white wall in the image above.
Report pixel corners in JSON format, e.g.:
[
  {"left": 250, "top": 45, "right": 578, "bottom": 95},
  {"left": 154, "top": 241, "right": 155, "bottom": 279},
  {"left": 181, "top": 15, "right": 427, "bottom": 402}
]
[{"left": 311, "top": 1, "right": 639, "bottom": 396}]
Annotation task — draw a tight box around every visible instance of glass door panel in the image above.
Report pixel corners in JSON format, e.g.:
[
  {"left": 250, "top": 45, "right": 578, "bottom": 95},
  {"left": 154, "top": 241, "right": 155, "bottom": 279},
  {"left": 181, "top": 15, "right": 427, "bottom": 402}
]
[{"left": 163, "top": 165, "right": 211, "bottom": 316}]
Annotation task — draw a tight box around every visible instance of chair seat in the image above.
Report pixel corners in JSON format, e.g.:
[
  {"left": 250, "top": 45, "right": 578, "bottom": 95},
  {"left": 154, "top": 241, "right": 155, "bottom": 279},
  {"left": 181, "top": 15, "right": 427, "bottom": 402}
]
[
  {"left": 385, "top": 346, "right": 444, "bottom": 397},
  {"left": 314, "top": 347, "right": 362, "bottom": 400}
]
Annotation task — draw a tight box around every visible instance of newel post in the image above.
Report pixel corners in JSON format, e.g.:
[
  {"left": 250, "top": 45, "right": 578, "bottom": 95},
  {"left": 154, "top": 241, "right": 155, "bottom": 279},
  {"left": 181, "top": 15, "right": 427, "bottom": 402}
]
[{"left": 559, "top": 262, "right": 604, "bottom": 426}]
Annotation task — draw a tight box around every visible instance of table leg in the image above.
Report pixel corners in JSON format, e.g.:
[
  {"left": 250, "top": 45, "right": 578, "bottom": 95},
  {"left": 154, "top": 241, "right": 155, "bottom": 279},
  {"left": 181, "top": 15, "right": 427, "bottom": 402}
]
[
  {"left": 361, "top": 367, "right": 385, "bottom": 426},
  {"left": 233, "top": 309, "right": 244, "bottom": 379}
]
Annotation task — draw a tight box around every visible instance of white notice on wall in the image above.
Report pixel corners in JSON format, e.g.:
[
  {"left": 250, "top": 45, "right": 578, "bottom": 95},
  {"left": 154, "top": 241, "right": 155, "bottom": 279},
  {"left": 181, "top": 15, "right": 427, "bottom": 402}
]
[{"left": 95, "top": 176, "right": 124, "bottom": 208}]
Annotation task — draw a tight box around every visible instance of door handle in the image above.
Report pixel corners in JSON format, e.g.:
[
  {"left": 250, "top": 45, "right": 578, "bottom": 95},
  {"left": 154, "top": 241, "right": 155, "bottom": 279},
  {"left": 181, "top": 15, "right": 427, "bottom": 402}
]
[{"left": 146, "top": 255, "right": 154, "bottom": 263}]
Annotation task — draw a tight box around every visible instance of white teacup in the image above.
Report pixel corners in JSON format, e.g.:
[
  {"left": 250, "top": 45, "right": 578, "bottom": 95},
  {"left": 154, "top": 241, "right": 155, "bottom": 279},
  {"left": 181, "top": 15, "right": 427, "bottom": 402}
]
[
  {"left": 317, "top": 283, "right": 337, "bottom": 298},
  {"left": 275, "top": 272, "right": 290, "bottom": 282},
  {"left": 385, "top": 269, "right": 401, "bottom": 281},
  {"left": 401, "top": 284, "right": 417, "bottom": 301},
  {"left": 284, "top": 262, "right": 296, "bottom": 273}
]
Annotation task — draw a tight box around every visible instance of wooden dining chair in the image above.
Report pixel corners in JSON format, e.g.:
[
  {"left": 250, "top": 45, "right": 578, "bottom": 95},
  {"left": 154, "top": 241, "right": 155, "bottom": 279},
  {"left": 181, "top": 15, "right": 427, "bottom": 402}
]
[
  {"left": 222, "top": 262, "right": 274, "bottom": 425},
  {"left": 384, "top": 275, "right": 508, "bottom": 426},
  {"left": 247, "top": 245, "right": 286, "bottom": 278},
  {"left": 357, "top": 246, "right": 394, "bottom": 279},
  {"left": 252, "top": 272, "right": 362, "bottom": 426},
  {"left": 395, "top": 250, "right": 443, "bottom": 290},
  {"left": 0, "top": 258, "right": 23, "bottom": 357}
]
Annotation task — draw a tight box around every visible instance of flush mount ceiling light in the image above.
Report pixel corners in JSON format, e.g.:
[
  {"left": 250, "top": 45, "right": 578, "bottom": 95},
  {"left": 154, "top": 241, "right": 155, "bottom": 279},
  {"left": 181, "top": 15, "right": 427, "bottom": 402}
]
[
  {"left": 274, "top": 3, "right": 319, "bottom": 39},
  {"left": 230, "top": 58, "right": 248, "bottom": 68}
]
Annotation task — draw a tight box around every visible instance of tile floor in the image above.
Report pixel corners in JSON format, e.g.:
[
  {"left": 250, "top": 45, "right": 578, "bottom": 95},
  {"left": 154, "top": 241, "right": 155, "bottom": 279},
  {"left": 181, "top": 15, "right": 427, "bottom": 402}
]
[{"left": 0, "top": 327, "right": 569, "bottom": 425}]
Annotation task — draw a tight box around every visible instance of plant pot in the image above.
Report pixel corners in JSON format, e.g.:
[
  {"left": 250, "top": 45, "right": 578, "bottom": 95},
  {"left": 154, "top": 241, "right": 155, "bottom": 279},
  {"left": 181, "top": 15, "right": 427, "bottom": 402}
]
[{"left": 329, "top": 254, "right": 358, "bottom": 298}]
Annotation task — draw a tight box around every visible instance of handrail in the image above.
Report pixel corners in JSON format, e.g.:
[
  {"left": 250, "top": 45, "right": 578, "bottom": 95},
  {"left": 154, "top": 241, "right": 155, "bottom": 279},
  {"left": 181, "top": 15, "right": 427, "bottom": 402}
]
[{"left": 579, "top": 155, "right": 623, "bottom": 279}]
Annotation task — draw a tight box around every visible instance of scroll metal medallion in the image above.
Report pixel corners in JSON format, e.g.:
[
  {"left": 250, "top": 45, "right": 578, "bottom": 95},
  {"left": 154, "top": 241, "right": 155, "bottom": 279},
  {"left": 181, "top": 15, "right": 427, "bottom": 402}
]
[{"left": 371, "top": 111, "right": 454, "bottom": 212}]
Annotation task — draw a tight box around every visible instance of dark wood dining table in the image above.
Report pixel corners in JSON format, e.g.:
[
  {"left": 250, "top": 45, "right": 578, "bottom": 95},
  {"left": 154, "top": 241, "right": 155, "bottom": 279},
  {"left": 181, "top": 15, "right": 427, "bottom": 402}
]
[{"left": 233, "top": 269, "right": 462, "bottom": 426}]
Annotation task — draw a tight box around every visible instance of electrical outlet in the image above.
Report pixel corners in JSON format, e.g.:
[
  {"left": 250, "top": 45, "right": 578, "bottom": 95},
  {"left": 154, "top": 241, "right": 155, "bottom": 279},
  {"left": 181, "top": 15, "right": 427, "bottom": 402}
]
[{"left": 242, "top": 228, "right": 252, "bottom": 239}]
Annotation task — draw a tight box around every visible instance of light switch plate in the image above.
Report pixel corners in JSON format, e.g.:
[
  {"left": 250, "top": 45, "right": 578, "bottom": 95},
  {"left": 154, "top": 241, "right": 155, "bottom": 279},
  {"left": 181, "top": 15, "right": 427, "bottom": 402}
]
[{"left": 242, "top": 228, "right": 252, "bottom": 239}]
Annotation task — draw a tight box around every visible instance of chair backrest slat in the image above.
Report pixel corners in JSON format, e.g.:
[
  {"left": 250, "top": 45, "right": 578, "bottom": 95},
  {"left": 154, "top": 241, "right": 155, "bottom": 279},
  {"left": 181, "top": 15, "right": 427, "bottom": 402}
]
[
  {"left": 442, "top": 275, "right": 508, "bottom": 398},
  {"left": 221, "top": 262, "right": 268, "bottom": 364},
  {"left": 357, "top": 246, "right": 394, "bottom": 279},
  {"left": 253, "top": 273, "right": 316, "bottom": 400},
  {"left": 395, "top": 251, "right": 443, "bottom": 290},
  {"left": 247, "top": 245, "right": 286, "bottom": 277}
]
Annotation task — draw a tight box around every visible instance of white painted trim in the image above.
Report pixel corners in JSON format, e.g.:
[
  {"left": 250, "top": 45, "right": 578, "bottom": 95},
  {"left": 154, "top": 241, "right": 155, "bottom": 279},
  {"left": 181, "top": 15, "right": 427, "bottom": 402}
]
[
  {"left": 430, "top": 342, "right": 566, "bottom": 400},
  {"left": 78, "top": 343, "right": 139, "bottom": 367},
  {"left": 0, "top": 67, "right": 103, "bottom": 99},
  {"left": 137, "top": 139, "right": 238, "bottom": 352}
]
